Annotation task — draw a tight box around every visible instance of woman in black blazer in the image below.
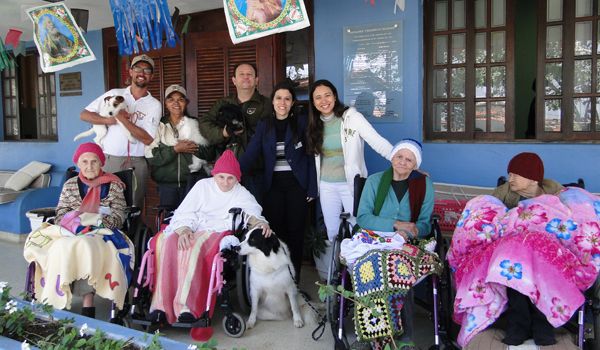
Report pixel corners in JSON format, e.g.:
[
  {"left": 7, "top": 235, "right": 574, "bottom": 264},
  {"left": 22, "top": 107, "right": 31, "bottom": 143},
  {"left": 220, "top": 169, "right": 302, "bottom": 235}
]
[{"left": 240, "top": 81, "right": 317, "bottom": 281}]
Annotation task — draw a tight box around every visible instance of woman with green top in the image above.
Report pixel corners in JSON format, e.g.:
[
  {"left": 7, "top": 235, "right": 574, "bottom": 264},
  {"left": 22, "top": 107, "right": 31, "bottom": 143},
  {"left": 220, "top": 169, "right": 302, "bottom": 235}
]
[{"left": 306, "top": 79, "right": 393, "bottom": 242}]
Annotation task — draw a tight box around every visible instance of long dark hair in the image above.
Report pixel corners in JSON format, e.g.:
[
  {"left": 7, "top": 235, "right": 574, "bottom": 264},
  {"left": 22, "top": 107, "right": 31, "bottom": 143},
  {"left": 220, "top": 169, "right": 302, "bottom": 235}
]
[
  {"left": 163, "top": 91, "right": 192, "bottom": 138},
  {"left": 307, "top": 79, "right": 349, "bottom": 155},
  {"left": 266, "top": 81, "right": 299, "bottom": 143}
]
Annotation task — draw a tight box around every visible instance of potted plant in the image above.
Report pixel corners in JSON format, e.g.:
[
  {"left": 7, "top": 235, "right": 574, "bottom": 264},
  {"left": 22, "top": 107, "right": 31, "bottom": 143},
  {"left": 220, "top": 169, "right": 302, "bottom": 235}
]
[
  {"left": 0, "top": 281, "right": 195, "bottom": 350},
  {"left": 303, "top": 207, "right": 331, "bottom": 281}
]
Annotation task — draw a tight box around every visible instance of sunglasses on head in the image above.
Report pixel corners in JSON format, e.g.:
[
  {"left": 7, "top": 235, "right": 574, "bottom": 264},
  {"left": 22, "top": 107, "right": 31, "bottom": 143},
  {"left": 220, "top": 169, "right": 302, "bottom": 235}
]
[{"left": 132, "top": 66, "right": 152, "bottom": 74}]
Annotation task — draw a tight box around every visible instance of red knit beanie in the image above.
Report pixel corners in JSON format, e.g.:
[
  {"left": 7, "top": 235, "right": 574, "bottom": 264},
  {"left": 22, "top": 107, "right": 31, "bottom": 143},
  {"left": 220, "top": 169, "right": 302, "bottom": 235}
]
[
  {"left": 211, "top": 150, "right": 241, "bottom": 181},
  {"left": 73, "top": 142, "right": 106, "bottom": 166},
  {"left": 507, "top": 152, "right": 544, "bottom": 183}
]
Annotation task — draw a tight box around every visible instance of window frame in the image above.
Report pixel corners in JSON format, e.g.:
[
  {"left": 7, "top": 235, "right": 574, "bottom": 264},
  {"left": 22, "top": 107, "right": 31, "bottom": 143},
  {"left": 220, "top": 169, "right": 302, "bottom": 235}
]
[
  {"left": 424, "top": 0, "right": 515, "bottom": 141},
  {"left": 536, "top": 0, "right": 600, "bottom": 140},
  {"left": 1, "top": 51, "right": 57, "bottom": 141}
]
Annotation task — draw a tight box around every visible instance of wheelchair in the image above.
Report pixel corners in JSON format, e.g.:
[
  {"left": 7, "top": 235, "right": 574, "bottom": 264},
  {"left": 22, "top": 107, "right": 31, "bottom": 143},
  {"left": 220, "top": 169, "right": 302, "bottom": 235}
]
[
  {"left": 24, "top": 166, "right": 152, "bottom": 323},
  {"left": 125, "top": 206, "right": 252, "bottom": 339},
  {"left": 326, "top": 175, "right": 458, "bottom": 350},
  {"left": 447, "top": 176, "right": 599, "bottom": 349}
]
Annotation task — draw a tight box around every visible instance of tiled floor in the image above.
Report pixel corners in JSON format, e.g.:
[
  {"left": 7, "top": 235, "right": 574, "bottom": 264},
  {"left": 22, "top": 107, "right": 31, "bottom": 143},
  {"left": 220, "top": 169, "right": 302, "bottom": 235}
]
[{"left": 2, "top": 239, "right": 442, "bottom": 349}]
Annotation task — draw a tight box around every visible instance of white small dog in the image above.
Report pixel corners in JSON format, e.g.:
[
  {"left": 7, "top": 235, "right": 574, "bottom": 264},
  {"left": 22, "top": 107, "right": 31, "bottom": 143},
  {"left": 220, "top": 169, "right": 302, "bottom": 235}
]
[
  {"left": 74, "top": 95, "right": 135, "bottom": 147},
  {"left": 177, "top": 117, "right": 210, "bottom": 173},
  {"left": 238, "top": 227, "right": 317, "bottom": 329}
]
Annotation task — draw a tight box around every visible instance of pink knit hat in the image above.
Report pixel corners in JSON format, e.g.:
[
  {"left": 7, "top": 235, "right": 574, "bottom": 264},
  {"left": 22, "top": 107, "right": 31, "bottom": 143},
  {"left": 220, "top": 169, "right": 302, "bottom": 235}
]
[
  {"left": 73, "top": 142, "right": 106, "bottom": 166},
  {"left": 211, "top": 150, "right": 241, "bottom": 181}
]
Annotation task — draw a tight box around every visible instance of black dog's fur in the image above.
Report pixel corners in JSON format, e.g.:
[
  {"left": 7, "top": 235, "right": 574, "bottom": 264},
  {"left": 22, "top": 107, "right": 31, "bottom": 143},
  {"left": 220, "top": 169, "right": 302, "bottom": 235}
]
[
  {"left": 243, "top": 228, "right": 280, "bottom": 257},
  {"left": 216, "top": 103, "right": 244, "bottom": 136}
]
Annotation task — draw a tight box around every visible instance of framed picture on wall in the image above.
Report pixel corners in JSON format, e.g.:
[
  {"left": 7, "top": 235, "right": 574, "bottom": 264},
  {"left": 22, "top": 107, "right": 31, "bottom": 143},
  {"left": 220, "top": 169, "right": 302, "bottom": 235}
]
[{"left": 27, "top": 2, "right": 95, "bottom": 73}]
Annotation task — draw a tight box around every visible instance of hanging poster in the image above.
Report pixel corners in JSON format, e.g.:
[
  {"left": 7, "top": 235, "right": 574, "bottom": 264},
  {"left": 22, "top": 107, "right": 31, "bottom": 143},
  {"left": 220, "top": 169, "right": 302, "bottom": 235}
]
[
  {"left": 343, "top": 21, "right": 403, "bottom": 122},
  {"left": 224, "top": 0, "right": 310, "bottom": 44},
  {"left": 27, "top": 2, "right": 95, "bottom": 73}
]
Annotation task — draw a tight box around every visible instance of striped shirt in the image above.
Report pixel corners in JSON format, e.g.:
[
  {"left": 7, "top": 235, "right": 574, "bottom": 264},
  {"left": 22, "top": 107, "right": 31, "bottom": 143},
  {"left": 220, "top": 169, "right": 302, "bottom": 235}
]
[{"left": 274, "top": 118, "right": 292, "bottom": 172}]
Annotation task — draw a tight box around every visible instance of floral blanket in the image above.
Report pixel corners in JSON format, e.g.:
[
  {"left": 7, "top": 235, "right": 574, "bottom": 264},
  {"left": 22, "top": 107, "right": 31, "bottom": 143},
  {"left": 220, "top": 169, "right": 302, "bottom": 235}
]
[{"left": 447, "top": 187, "right": 600, "bottom": 346}]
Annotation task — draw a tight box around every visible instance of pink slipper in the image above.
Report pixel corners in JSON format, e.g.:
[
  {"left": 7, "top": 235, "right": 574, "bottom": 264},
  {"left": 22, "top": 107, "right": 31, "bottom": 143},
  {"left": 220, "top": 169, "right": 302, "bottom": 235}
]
[{"left": 190, "top": 326, "right": 214, "bottom": 341}]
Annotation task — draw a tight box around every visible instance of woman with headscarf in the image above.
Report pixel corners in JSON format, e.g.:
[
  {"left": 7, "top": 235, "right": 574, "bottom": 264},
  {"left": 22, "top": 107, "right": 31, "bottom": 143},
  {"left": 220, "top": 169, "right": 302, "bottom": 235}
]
[
  {"left": 23, "top": 142, "right": 134, "bottom": 318},
  {"left": 343, "top": 139, "right": 435, "bottom": 350}
]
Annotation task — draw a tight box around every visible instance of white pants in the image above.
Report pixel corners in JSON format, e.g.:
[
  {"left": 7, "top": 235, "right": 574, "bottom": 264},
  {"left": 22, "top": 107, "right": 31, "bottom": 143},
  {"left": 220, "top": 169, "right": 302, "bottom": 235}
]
[{"left": 319, "top": 181, "right": 355, "bottom": 241}]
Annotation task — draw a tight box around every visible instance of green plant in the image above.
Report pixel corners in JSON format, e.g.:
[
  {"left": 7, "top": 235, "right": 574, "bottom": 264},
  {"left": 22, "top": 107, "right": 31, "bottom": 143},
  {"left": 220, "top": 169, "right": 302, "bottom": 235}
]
[
  {"left": 316, "top": 282, "right": 396, "bottom": 350},
  {"left": 0, "top": 281, "right": 155, "bottom": 349},
  {"left": 304, "top": 221, "right": 328, "bottom": 259}
]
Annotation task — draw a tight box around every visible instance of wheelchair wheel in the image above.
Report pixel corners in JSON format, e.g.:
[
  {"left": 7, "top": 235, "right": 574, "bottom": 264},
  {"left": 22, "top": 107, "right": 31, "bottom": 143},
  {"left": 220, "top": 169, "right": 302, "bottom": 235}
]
[
  {"left": 326, "top": 220, "right": 352, "bottom": 350},
  {"left": 235, "top": 254, "right": 251, "bottom": 314},
  {"left": 222, "top": 312, "right": 246, "bottom": 338}
]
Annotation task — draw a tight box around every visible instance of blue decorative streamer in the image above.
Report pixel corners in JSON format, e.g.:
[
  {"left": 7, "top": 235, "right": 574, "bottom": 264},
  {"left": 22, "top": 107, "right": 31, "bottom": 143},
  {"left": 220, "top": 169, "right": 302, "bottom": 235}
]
[{"left": 109, "top": 0, "right": 179, "bottom": 56}]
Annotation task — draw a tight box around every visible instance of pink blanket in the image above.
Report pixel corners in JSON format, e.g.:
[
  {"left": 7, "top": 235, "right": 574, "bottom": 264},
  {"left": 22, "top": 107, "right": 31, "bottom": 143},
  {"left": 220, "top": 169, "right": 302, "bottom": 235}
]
[{"left": 447, "top": 187, "right": 600, "bottom": 346}]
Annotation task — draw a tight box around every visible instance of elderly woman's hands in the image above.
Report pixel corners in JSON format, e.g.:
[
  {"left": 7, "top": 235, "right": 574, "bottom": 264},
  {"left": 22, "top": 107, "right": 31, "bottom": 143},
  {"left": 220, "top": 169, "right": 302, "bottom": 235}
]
[
  {"left": 260, "top": 223, "right": 272, "bottom": 237},
  {"left": 177, "top": 227, "right": 194, "bottom": 250},
  {"left": 393, "top": 220, "right": 418, "bottom": 241}
]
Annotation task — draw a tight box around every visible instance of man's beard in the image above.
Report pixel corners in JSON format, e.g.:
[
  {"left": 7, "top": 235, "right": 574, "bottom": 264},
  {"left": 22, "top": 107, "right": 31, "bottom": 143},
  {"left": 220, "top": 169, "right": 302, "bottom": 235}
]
[{"left": 134, "top": 79, "right": 148, "bottom": 88}]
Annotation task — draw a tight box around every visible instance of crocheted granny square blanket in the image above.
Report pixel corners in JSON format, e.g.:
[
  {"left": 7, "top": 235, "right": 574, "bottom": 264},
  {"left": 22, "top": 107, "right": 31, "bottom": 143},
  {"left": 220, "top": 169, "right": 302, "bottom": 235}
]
[{"left": 351, "top": 244, "right": 442, "bottom": 341}]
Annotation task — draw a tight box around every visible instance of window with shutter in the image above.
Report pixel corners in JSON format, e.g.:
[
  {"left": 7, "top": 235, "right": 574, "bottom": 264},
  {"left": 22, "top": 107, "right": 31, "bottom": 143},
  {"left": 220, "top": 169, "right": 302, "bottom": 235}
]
[
  {"left": 185, "top": 31, "right": 278, "bottom": 118},
  {"left": 144, "top": 51, "right": 184, "bottom": 102}
]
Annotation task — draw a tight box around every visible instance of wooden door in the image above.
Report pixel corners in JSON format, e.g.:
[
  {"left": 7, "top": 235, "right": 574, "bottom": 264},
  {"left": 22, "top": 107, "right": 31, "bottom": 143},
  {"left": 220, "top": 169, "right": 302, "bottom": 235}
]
[{"left": 184, "top": 31, "right": 282, "bottom": 118}]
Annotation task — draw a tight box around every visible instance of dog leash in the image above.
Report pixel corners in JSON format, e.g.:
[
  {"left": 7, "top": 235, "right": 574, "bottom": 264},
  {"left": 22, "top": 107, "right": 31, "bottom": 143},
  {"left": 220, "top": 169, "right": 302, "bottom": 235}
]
[{"left": 281, "top": 248, "right": 327, "bottom": 341}]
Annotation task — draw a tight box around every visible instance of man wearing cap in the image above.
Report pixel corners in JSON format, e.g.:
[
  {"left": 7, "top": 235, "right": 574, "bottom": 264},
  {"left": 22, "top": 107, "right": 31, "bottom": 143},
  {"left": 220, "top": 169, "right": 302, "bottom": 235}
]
[
  {"left": 198, "top": 62, "right": 270, "bottom": 203},
  {"left": 80, "top": 54, "right": 162, "bottom": 208}
]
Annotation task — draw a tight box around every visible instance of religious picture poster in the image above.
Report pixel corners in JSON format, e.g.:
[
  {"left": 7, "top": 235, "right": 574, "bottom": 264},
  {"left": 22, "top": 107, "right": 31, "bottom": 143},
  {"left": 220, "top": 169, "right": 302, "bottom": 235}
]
[
  {"left": 224, "top": 0, "right": 310, "bottom": 44},
  {"left": 27, "top": 2, "right": 95, "bottom": 73},
  {"left": 343, "top": 22, "right": 403, "bottom": 122}
]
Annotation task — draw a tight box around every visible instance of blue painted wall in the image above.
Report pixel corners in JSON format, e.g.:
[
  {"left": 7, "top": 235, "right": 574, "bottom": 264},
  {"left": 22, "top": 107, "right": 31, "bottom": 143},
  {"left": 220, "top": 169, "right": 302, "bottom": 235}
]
[
  {"left": 314, "top": 0, "right": 600, "bottom": 193},
  {"left": 0, "top": 30, "right": 105, "bottom": 185}
]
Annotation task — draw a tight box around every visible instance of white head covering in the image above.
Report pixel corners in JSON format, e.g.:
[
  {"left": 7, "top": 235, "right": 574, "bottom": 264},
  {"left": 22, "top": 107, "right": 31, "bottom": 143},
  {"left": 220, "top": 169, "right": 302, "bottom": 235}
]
[{"left": 390, "top": 138, "right": 423, "bottom": 168}]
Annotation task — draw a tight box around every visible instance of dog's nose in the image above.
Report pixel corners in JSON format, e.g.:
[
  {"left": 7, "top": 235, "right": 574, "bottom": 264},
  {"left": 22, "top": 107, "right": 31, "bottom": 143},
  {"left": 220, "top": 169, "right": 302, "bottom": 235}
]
[{"left": 232, "top": 245, "right": 241, "bottom": 252}]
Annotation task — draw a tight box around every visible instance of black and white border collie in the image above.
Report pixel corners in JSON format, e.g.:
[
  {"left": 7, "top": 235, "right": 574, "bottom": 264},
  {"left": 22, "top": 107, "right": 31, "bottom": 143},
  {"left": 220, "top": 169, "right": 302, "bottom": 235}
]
[{"left": 237, "top": 227, "right": 306, "bottom": 328}]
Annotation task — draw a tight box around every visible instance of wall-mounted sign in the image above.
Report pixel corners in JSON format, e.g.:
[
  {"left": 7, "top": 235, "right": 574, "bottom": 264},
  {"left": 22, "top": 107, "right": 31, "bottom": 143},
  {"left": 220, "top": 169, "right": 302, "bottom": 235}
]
[
  {"left": 59, "top": 72, "right": 82, "bottom": 96},
  {"left": 343, "top": 21, "right": 403, "bottom": 122}
]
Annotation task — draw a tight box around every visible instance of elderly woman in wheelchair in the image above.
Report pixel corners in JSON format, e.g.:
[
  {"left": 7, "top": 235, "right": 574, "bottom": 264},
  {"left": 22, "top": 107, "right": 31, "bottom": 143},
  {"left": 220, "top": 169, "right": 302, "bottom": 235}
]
[
  {"left": 146, "top": 150, "right": 270, "bottom": 340},
  {"left": 338, "top": 139, "right": 440, "bottom": 350},
  {"left": 448, "top": 152, "right": 600, "bottom": 348},
  {"left": 23, "top": 142, "right": 134, "bottom": 319}
]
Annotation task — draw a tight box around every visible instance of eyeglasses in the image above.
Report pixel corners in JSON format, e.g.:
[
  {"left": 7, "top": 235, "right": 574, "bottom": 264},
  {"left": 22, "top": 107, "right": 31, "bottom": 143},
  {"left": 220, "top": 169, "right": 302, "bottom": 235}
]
[{"left": 132, "top": 66, "right": 152, "bottom": 74}]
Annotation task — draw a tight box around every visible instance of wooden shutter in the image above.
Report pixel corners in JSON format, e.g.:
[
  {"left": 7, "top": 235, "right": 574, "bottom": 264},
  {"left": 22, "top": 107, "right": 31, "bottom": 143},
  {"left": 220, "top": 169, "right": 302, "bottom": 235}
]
[
  {"left": 145, "top": 48, "right": 184, "bottom": 102},
  {"left": 185, "top": 31, "right": 281, "bottom": 118}
]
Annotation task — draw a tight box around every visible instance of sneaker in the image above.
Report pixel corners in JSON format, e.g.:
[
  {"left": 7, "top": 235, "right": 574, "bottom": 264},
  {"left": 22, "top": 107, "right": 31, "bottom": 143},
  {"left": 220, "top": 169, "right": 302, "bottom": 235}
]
[
  {"left": 177, "top": 311, "right": 198, "bottom": 323},
  {"left": 146, "top": 309, "right": 167, "bottom": 324}
]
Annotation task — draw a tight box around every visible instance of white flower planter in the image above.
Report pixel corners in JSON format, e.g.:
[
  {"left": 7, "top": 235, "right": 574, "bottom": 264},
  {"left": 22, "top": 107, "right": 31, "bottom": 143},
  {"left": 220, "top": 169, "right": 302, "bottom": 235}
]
[{"left": 0, "top": 299, "right": 194, "bottom": 350}]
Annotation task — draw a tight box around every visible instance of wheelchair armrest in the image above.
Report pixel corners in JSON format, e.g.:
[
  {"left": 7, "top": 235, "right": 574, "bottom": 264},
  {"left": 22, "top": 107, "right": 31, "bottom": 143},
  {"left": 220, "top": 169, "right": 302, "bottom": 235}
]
[
  {"left": 339, "top": 212, "right": 351, "bottom": 220},
  {"left": 228, "top": 207, "right": 242, "bottom": 215}
]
